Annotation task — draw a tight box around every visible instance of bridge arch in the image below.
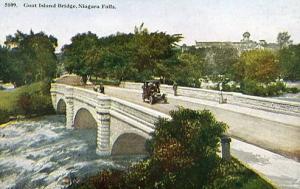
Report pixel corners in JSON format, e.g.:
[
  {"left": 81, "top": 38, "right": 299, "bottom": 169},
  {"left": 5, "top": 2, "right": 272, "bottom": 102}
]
[
  {"left": 111, "top": 132, "right": 149, "bottom": 156},
  {"left": 73, "top": 108, "right": 97, "bottom": 129},
  {"left": 57, "top": 98, "right": 66, "bottom": 114}
]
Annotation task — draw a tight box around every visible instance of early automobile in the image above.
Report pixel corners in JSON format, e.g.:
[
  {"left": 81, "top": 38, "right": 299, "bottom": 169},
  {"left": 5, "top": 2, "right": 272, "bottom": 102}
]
[{"left": 142, "top": 80, "right": 167, "bottom": 104}]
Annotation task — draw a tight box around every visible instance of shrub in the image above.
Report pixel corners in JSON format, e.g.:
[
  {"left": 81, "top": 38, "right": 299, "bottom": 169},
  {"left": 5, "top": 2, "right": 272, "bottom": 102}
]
[
  {"left": 125, "top": 108, "right": 228, "bottom": 188},
  {"left": 178, "top": 78, "right": 201, "bottom": 88},
  {"left": 265, "top": 81, "right": 285, "bottom": 96},
  {"left": 89, "top": 170, "right": 124, "bottom": 189},
  {"left": 240, "top": 80, "right": 267, "bottom": 96},
  {"left": 287, "top": 87, "right": 299, "bottom": 94},
  {"left": 16, "top": 82, "right": 54, "bottom": 116},
  {"left": 222, "top": 81, "right": 240, "bottom": 92},
  {"left": 239, "top": 80, "right": 289, "bottom": 97},
  {"left": 238, "top": 50, "right": 280, "bottom": 83},
  {"left": 0, "top": 109, "right": 10, "bottom": 124},
  {"left": 18, "top": 92, "right": 33, "bottom": 115}
]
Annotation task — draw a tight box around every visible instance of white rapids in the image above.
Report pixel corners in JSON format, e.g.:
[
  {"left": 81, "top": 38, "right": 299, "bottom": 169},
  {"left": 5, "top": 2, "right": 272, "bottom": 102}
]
[{"left": 0, "top": 115, "right": 142, "bottom": 189}]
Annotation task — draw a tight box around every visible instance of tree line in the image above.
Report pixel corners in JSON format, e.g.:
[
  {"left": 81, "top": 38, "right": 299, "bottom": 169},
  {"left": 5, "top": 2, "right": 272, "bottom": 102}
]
[
  {"left": 0, "top": 27, "right": 299, "bottom": 95},
  {"left": 0, "top": 30, "right": 57, "bottom": 87},
  {"left": 61, "top": 24, "right": 182, "bottom": 83}
]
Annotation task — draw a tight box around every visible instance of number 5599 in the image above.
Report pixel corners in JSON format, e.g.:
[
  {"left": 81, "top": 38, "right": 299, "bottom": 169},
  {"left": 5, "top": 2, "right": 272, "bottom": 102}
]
[{"left": 5, "top": 2, "right": 17, "bottom": 7}]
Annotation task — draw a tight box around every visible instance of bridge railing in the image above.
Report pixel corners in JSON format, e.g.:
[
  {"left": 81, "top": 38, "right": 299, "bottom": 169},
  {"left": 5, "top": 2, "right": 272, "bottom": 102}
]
[
  {"left": 72, "top": 86, "right": 100, "bottom": 108},
  {"left": 110, "top": 97, "right": 170, "bottom": 129},
  {"left": 122, "top": 82, "right": 300, "bottom": 116}
]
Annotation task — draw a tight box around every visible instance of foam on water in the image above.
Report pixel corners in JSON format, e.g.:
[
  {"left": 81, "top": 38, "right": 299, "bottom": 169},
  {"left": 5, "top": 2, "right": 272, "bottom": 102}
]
[{"left": 0, "top": 115, "right": 140, "bottom": 188}]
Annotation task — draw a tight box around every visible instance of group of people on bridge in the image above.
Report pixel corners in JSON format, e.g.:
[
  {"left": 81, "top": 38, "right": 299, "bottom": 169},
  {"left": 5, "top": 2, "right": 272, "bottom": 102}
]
[{"left": 93, "top": 83, "right": 105, "bottom": 94}]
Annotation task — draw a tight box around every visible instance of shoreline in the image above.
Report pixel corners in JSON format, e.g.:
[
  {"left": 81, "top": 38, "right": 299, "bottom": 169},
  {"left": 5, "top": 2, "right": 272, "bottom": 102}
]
[{"left": 0, "top": 113, "right": 57, "bottom": 128}]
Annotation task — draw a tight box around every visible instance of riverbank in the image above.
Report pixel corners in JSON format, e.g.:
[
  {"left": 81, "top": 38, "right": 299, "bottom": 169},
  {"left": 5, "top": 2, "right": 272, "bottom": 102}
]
[
  {"left": 0, "top": 115, "right": 56, "bottom": 128},
  {"left": 0, "top": 120, "right": 20, "bottom": 128},
  {"left": 0, "top": 81, "right": 54, "bottom": 124}
]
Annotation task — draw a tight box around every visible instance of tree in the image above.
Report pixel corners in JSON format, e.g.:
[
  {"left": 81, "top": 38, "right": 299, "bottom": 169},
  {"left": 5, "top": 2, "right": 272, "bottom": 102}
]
[
  {"left": 101, "top": 24, "right": 182, "bottom": 82},
  {"left": 125, "top": 108, "right": 228, "bottom": 188},
  {"left": 62, "top": 32, "right": 101, "bottom": 84},
  {"left": 4, "top": 30, "right": 58, "bottom": 86},
  {"left": 9, "top": 31, "right": 56, "bottom": 85},
  {"left": 22, "top": 31, "right": 58, "bottom": 82},
  {"left": 61, "top": 25, "right": 181, "bottom": 83},
  {"left": 279, "top": 44, "right": 300, "bottom": 81},
  {"left": 0, "top": 45, "right": 10, "bottom": 83},
  {"left": 212, "top": 47, "right": 239, "bottom": 78},
  {"left": 277, "top": 32, "right": 292, "bottom": 49},
  {"left": 129, "top": 23, "right": 182, "bottom": 81},
  {"left": 97, "top": 33, "right": 134, "bottom": 81},
  {"left": 174, "top": 52, "right": 204, "bottom": 87},
  {"left": 237, "top": 50, "right": 280, "bottom": 83},
  {"left": 5, "top": 30, "right": 27, "bottom": 49},
  {"left": 6, "top": 48, "right": 25, "bottom": 86},
  {"left": 199, "top": 47, "right": 239, "bottom": 79}
]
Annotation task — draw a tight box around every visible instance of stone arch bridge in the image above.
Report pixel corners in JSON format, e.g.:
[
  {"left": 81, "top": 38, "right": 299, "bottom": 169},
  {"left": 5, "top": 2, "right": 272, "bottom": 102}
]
[{"left": 50, "top": 83, "right": 170, "bottom": 156}]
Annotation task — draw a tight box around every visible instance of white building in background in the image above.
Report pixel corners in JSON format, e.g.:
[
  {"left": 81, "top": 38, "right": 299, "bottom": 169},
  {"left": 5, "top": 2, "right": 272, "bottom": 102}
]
[{"left": 194, "top": 32, "right": 279, "bottom": 52}]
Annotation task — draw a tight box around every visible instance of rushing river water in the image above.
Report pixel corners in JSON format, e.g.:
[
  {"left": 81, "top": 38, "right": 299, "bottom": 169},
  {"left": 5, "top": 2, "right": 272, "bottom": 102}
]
[{"left": 0, "top": 115, "right": 141, "bottom": 189}]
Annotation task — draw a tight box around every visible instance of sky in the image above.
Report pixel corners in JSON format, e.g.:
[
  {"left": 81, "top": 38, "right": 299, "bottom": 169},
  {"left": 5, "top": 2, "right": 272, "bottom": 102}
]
[{"left": 0, "top": 0, "right": 300, "bottom": 51}]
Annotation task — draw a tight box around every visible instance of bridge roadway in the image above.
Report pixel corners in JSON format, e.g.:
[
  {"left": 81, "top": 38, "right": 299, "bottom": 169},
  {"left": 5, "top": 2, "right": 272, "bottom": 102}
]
[{"left": 96, "top": 85, "right": 300, "bottom": 189}]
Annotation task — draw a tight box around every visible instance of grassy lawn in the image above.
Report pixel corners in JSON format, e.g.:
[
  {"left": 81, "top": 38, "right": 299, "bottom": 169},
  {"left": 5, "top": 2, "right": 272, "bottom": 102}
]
[
  {"left": 0, "top": 86, "right": 21, "bottom": 123},
  {"left": 0, "top": 87, "right": 18, "bottom": 113},
  {"left": 0, "top": 82, "right": 42, "bottom": 112},
  {"left": 0, "top": 82, "right": 54, "bottom": 124},
  {"left": 210, "top": 157, "right": 277, "bottom": 189}
]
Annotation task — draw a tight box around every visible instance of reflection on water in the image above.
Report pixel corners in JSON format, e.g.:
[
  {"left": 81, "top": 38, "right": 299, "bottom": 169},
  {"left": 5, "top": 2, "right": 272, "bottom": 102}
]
[{"left": 0, "top": 115, "right": 141, "bottom": 189}]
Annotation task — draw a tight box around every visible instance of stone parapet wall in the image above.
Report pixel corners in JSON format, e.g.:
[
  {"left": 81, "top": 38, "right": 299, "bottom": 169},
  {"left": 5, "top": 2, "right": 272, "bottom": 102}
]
[
  {"left": 110, "top": 98, "right": 168, "bottom": 128},
  {"left": 122, "top": 82, "right": 143, "bottom": 90},
  {"left": 123, "top": 82, "right": 300, "bottom": 116}
]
